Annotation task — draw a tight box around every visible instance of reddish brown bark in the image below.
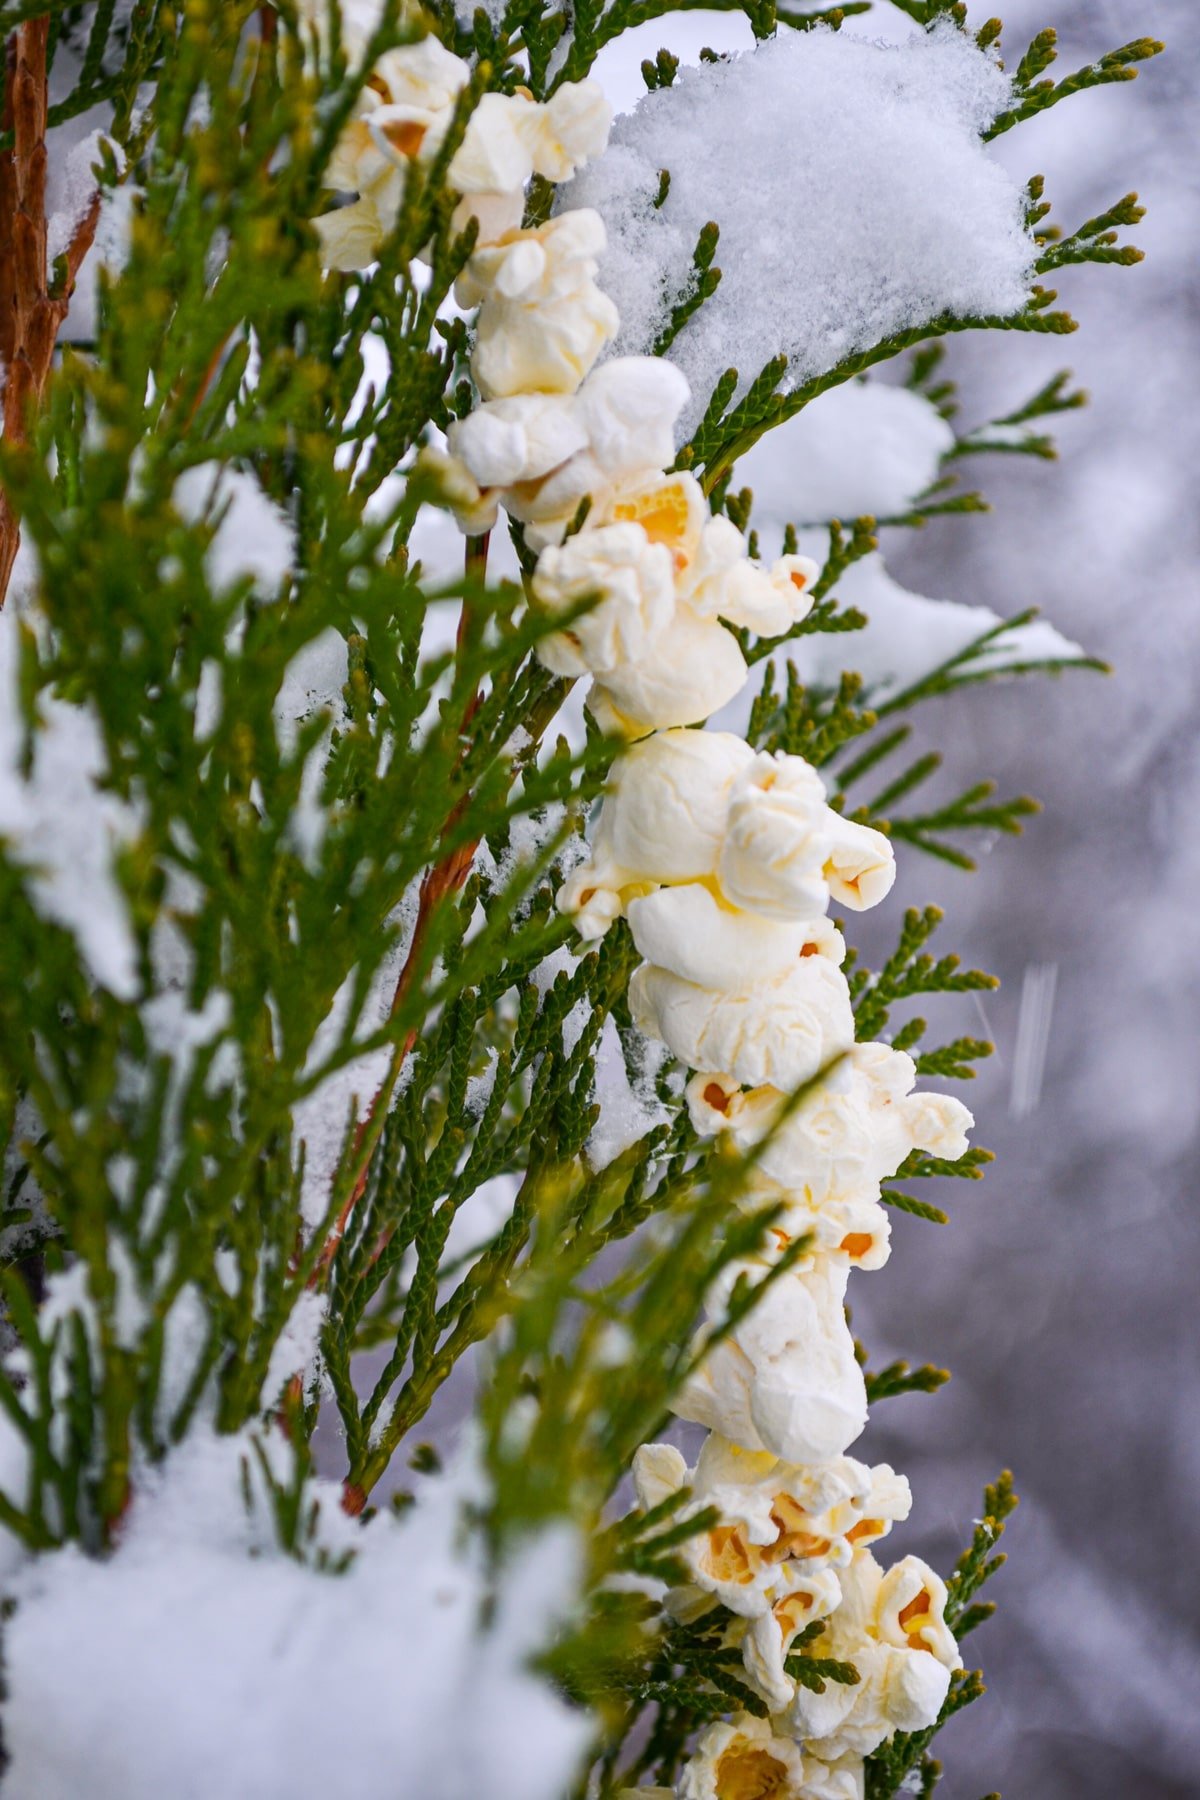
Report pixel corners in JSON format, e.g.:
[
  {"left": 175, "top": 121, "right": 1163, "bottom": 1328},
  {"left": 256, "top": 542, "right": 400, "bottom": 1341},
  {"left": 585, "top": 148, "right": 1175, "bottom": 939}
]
[
  {"left": 0, "top": 20, "right": 100, "bottom": 607},
  {"left": 314, "top": 577, "right": 489, "bottom": 1299}
]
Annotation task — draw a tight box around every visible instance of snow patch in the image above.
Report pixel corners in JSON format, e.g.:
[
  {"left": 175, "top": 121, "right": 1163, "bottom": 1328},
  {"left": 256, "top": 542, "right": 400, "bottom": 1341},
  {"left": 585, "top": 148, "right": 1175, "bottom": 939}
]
[
  {"left": 0, "top": 611, "right": 141, "bottom": 997},
  {"left": 567, "top": 25, "right": 1030, "bottom": 434},
  {"left": 586, "top": 1016, "right": 671, "bottom": 1172},
  {"left": 173, "top": 464, "right": 295, "bottom": 598},
  {"left": 790, "top": 552, "right": 1089, "bottom": 704},
  {"left": 1, "top": 1433, "right": 588, "bottom": 1800},
  {"left": 736, "top": 380, "right": 956, "bottom": 543}
]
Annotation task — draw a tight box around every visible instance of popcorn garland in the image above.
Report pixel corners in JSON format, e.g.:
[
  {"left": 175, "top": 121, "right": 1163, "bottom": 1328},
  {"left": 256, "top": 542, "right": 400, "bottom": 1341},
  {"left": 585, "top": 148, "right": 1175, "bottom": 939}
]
[{"left": 314, "top": 34, "right": 975, "bottom": 1797}]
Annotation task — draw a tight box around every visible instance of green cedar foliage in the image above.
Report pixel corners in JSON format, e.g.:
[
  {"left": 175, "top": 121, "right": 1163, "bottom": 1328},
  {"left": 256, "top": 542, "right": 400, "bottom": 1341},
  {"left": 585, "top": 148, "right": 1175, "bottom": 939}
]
[{"left": 0, "top": 1, "right": 1155, "bottom": 1793}]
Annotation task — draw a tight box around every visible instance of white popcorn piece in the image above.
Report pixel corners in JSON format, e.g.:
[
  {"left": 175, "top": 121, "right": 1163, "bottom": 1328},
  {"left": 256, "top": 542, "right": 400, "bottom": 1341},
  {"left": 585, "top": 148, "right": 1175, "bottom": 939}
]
[
  {"left": 556, "top": 728, "right": 895, "bottom": 936},
  {"left": 439, "top": 362, "right": 693, "bottom": 549},
  {"left": 449, "top": 392, "right": 589, "bottom": 491},
  {"left": 673, "top": 1263, "right": 868, "bottom": 1467},
  {"left": 875, "top": 1557, "right": 959, "bottom": 1667},
  {"left": 627, "top": 886, "right": 820, "bottom": 991},
  {"left": 530, "top": 523, "right": 676, "bottom": 678},
  {"left": 735, "top": 1176, "right": 894, "bottom": 1274},
  {"left": 634, "top": 1438, "right": 910, "bottom": 1582},
  {"left": 574, "top": 473, "right": 746, "bottom": 725},
  {"left": 694, "top": 1439, "right": 909, "bottom": 1546},
  {"left": 740, "top": 1561, "right": 845, "bottom": 1711},
  {"left": 519, "top": 500, "right": 817, "bottom": 738},
  {"left": 668, "top": 511, "right": 744, "bottom": 610},
  {"left": 772, "top": 553, "right": 821, "bottom": 607},
  {"left": 898, "top": 1088, "right": 974, "bottom": 1162},
  {"left": 835, "top": 1464, "right": 914, "bottom": 1554},
  {"left": 575, "top": 358, "right": 690, "bottom": 483},
  {"left": 820, "top": 1196, "right": 892, "bottom": 1272},
  {"left": 308, "top": 35, "right": 612, "bottom": 269},
  {"left": 685, "top": 1068, "right": 779, "bottom": 1139},
  {"left": 447, "top": 90, "right": 540, "bottom": 196},
  {"left": 678, "top": 1714, "right": 808, "bottom": 1800},
  {"left": 413, "top": 445, "right": 500, "bottom": 536},
  {"left": 462, "top": 211, "right": 620, "bottom": 399},
  {"left": 629, "top": 950, "right": 854, "bottom": 1093},
  {"left": 371, "top": 37, "right": 471, "bottom": 113},
  {"left": 507, "top": 361, "right": 694, "bottom": 548},
  {"left": 787, "top": 1552, "right": 961, "bottom": 1760},
  {"left": 449, "top": 184, "right": 526, "bottom": 249},
  {"left": 586, "top": 729, "right": 755, "bottom": 885},
  {"left": 700, "top": 557, "right": 805, "bottom": 640},
  {"left": 555, "top": 730, "right": 753, "bottom": 939},
  {"left": 629, "top": 1440, "right": 689, "bottom": 1511},
  {"left": 823, "top": 816, "right": 896, "bottom": 912},
  {"left": 453, "top": 81, "right": 610, "bottom": 245},
  {"left": 312, "top": 39, "right": 469, "bottom": 270},
  {"left": 599, "top": 469, "right": 709, "bottom": 576},
  {"left": 790, "top": 1639, "right": 948, "bottom": 1760},
  {"left": 555, "top": 862, "right": 651, "bottom": 943},
  {"left": 519, "top": 80, "right": 614, "bottom": 182},
  {"left": 800, "top": 1754, "right": 866, "bottom": 1800},
  {"left": 313, "top": 114, "right": 410, "bottom": 272},
  {"left": 587, "top": 609, "right": 749, "bottom": 737},
  {"left": 684, "top": 523, "right": 818, "bottom": 642},
  {"left": 631, "top": 1439, "right": 913, "bottom": 1711},
  {"left": 689, "top": 1043, "right": 974, "bottom": 1221},
  {"left": 718, "top": 751, "right": 836, "bottom": 921}
]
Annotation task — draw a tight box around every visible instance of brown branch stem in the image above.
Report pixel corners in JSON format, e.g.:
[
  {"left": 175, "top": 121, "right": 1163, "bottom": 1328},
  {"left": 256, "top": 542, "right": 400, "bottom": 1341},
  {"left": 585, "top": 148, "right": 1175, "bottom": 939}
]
[
  {"left": 313, "top": 534, "right": 490, "bottom": 1303},
  {"left": 0, "top": 21, "right": 100, "bottom": 608}
]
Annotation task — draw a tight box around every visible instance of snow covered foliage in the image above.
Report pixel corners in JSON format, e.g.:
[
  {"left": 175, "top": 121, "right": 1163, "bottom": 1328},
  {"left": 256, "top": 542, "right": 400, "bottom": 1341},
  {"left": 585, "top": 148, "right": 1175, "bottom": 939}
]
[
  {"left": 791, "top": 552, "right": 1089, "bottom": 704},
  {"left": 567, "top": 26, "right": 1032, "bottom": 430},
  {"left": 724, "top": 380, "right": 1092, "bottom": 710},
  {"left": 0, "top": 1, "right": 1160, "bottom": 1795}
]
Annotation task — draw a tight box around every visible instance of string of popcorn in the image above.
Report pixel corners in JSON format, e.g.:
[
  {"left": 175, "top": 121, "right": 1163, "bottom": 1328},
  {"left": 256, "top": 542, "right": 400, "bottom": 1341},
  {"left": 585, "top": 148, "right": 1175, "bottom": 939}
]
[{"left": 312, "top": 26, "right": 975, "bottom": 1796}]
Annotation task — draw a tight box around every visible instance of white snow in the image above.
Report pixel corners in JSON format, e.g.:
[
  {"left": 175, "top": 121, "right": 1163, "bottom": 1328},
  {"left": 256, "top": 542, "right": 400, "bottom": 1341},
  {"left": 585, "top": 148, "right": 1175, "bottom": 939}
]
[
  {"left": 173, "top": 464, "right": 295, "bottom": 598},
  {"left": 45, "top": 128, "right": 112, "bottom": 267},
  {"left": 291, "top": 881, "right": 421, "bottom": 1229},
  {"left": 1, "top": 1431, "right": 589, "bottom": 1800},
  {"left": 262, "top": 1290, "right": 329, "bottom": 1404},
  {"left": 44, "top": 121, "right": 133, "bottom": 349},
  {"left": 736, "top": 379, "right": 956, "bottom": 540},
  {"left": 701, "top": 377, "right": 1087, "bottom": 713},
  {"left": 141, "top": 984, "right": 231, "bottom": 1067},
  {"left": 273, "top": 627, "right": 350, "bottom": 750},
  {"left": 271, "top": 627, "right": 351, "bottom": 873},
  {"left": 566, "top": 24, "right": 1031, "bottom": 434},
  {"left": 789, "top": 552, "right": 1089, "bottom": 705},
  {"left": 585, "top": 1016, "right": 671, "bottom": 1172},
  {"left": 440, "top": 1171, "right": 521, "bottom": 1267},
  {"left": 0, "top": 609, "right": 141, "bottom": 997}
]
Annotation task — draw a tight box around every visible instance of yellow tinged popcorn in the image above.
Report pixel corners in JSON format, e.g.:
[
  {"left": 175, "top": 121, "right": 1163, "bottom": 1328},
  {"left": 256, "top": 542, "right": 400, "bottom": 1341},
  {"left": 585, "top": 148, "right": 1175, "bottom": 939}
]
[
  {"left": 714, "top": 1742, "right": 792, "bottom": 1798},
  {"left": 705, "top": 1524, "right": 759, "bottom": 1585}
]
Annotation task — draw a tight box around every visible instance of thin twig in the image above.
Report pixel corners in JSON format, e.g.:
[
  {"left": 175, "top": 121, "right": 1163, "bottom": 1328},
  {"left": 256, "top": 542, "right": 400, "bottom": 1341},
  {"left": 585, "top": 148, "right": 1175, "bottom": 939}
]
[{"left": 312, "top": 533, "right": 490, "bottom": 1301}]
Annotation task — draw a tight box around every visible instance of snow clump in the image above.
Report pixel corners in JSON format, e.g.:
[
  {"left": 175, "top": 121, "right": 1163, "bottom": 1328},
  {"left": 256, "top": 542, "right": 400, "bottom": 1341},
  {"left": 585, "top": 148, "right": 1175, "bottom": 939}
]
[{"left": 566, "top": 25, "right": 1032, "bottom": 435}]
